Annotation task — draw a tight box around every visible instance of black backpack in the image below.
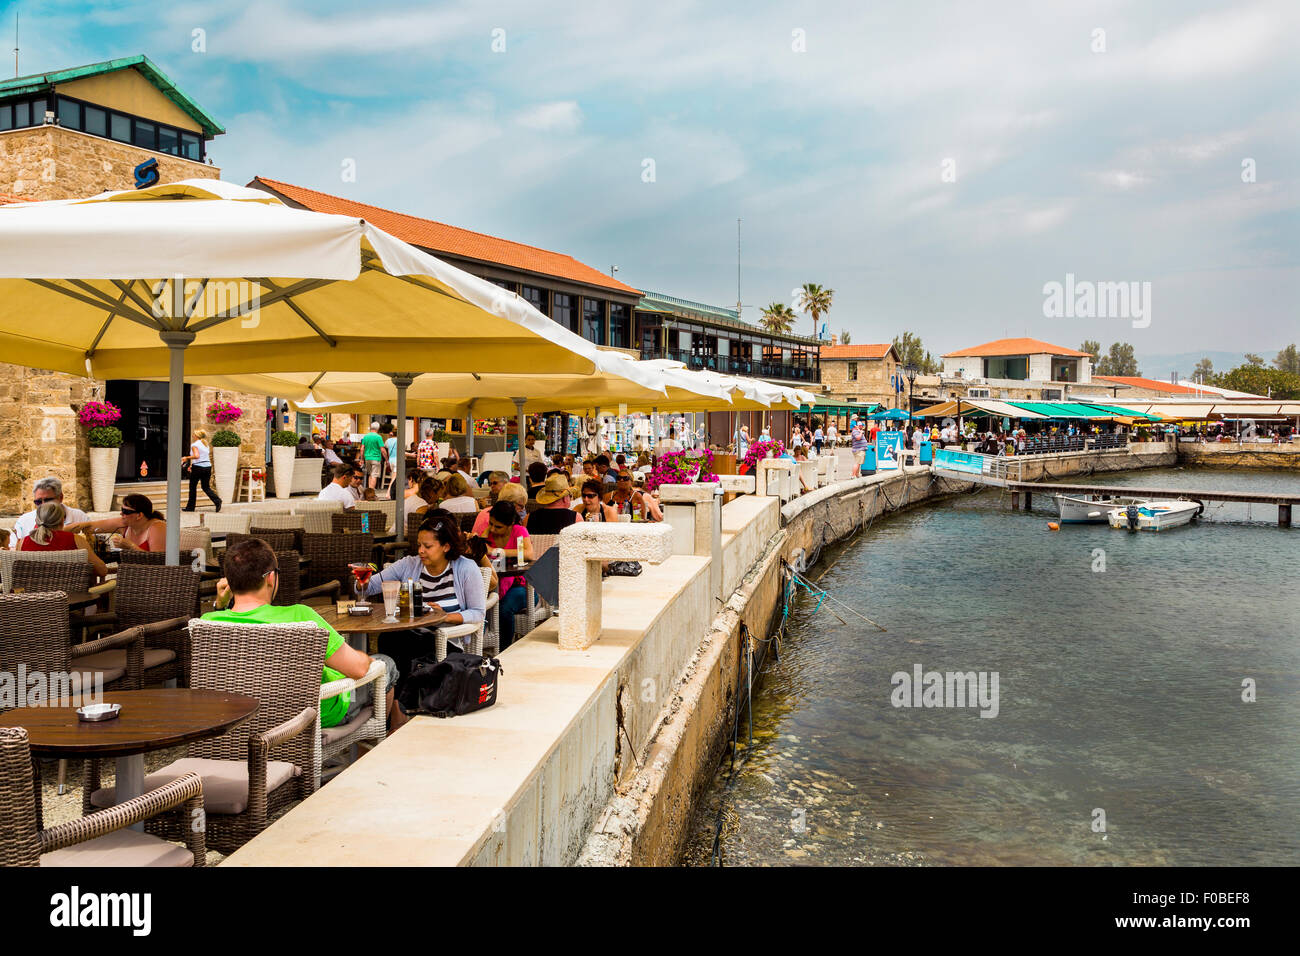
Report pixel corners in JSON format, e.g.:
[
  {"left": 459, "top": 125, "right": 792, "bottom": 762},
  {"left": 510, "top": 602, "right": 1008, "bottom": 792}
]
[{"left": 398, "top": 652, "right": 502, "bottom": 718}]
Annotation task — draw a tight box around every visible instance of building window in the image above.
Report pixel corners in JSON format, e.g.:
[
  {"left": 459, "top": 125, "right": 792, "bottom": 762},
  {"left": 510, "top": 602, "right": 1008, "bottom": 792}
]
[
  {"left": 84, "top": 104, "right": 107, "bottom": 137},
  {"left": 181, "top": 132, "right": 201, "bottom": 160},
  {"left": 522, "top": 285, "right": 546, "bottom": 315},
  {"left": 158, "top": 125, "right": 179, "bottom": 155},
  {"left": 553, "top": 293, "right": 575, "bottom": 332},
  {"left": 848, "top": 362, "right": 858, "bottom": 381},
  {"left": 582, "top": 297, "right": 604, "bottom": 345},
  {"left": 57, "top": 98, "right": 80, "bottom": 128},
  {"left": 488, "top": 278, "right": 517, "bottom": 293},
  {"left": 0, "top": 104, "right": 10, "bottom": 130},
  {"left": 133, "top": 120, "right": 156, "bottom": 150},
  {"left": 968, "top": 388, "right": 991, "bottom": 398},
  {"left": 609, "top": 303, "right": 630, "bottom": 348},
  {"left": 110, "top": 112, "right": 131, "bottom": 143}
]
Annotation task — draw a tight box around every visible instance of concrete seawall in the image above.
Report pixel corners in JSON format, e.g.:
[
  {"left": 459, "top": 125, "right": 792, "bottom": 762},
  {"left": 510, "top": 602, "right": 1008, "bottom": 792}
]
[{"left": 1177, "top": 442, "right": 1300, "bottom": 470}]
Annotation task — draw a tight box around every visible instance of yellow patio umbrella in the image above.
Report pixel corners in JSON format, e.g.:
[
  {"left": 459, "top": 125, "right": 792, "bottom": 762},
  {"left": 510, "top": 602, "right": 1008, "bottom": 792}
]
[{"left": 0, "top": 179, "right": 666, "bottom": 559}]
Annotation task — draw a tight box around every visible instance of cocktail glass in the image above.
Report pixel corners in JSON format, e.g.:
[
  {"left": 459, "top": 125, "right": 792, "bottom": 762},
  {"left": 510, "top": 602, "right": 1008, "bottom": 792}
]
[
  {"left": 381, "top": 580, "right": 401, "bottom": 623},
  {"left": 349, "top": 563, "right": 374, "bottom": 605}
]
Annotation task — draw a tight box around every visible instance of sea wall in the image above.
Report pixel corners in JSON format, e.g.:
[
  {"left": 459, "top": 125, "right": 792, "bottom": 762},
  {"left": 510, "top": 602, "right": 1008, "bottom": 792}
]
[{"left": 1178, "top": 442, "right": 1300, "bottom": 471}]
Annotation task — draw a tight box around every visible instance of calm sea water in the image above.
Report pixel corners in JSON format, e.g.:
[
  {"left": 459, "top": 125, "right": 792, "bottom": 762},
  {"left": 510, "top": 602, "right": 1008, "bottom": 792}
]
[{"left": 682, "top": 467, "right": 1300, "bottom": 866}]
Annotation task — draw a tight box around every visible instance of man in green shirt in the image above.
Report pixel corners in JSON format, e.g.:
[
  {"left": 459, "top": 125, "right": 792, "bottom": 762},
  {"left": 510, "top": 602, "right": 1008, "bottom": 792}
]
[
  {"left": 203, "top": 538, "right": 404, "bottom": 731},
  {"left": 360, "top": 421, "right": 387, "bottom": 490}
]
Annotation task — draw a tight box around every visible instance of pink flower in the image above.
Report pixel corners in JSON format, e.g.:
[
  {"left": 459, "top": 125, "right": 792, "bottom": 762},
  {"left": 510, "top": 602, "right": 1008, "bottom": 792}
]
[{"left": 77, "top": 401, "right": 122, "bottom": 429}]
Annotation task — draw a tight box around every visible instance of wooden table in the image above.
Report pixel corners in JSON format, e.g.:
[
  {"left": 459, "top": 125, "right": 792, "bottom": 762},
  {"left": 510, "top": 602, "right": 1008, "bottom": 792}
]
[
  {"left": 0, "top": 688, "right": 258, "bottom": 830},
  {"left": 10, "top": 588, "right": 104, "bottom": 610},
  {"left": 315, "top": 604, "right": 446, "bottom": 652}
]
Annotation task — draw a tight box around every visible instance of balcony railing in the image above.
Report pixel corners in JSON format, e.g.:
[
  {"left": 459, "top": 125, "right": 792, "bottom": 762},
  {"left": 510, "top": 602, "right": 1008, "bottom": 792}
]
[{"left": 641, "top": 349, "right": 820, "bottom": 383}]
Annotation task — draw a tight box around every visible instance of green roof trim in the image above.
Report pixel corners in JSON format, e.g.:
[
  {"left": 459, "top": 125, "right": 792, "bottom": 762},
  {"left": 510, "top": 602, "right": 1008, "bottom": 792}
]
[
  {"left": 0, "top": 55, "right": 224, "bottom": 138},
  {"left": 636, "top": 289, "right": 822, "bottom": 346}
]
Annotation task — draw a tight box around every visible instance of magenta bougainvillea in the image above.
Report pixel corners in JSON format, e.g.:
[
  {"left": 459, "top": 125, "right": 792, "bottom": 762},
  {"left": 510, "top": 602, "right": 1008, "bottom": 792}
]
[
  {"left": 741, "top": 439, "right": 783, "bottom": 473},
  {"left": 647, "top": 448, "right": 718, "bottom": 491},
  {"left": 76, "top": 400, "right": 122, "bottom": 429},
  {"left": 206, "top": 400, "right": 244, "bottom": 425}
]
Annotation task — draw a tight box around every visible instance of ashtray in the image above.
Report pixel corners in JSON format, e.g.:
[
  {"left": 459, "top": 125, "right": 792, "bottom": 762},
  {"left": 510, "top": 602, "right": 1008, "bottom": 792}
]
[
  {"left": 77, "top": 703, "right": 121, "bottom": 722},
  {"left": 347, "top": 604, "right": 373, "bottom": 616}
]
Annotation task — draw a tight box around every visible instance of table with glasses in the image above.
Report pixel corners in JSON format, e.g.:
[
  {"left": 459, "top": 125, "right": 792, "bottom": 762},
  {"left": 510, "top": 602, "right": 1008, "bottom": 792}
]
[
  {"left": 0, "top": 688, "right": 258, "bottom": 830},
  {"left": 315, "top": 603, "right": 447, "bottom": 653}
]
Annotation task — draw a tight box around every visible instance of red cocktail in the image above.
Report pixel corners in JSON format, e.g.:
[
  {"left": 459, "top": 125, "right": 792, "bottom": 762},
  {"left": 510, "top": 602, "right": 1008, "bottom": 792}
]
[{"left": 348, "top": 563, "right": 374, "bottom": 604}]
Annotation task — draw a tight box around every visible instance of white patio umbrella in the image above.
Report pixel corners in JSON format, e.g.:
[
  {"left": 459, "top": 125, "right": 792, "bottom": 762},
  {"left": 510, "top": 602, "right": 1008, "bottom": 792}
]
[{"left": 0, "top": 180, "right": 666, "bottom": 560}]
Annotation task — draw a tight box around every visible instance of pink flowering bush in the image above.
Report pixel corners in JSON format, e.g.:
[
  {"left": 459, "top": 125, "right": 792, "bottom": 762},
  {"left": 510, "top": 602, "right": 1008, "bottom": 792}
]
[
  {"left": 741, "top": 439, "right": 783, "bottom": 473},
  {"left": 206, "top": 400, "right": 244, "bottom": 425},
  {"left": 647, "top": 448, "right": 717, "bottom": 491},
  {"left": 77, "top": 400, "right": 122, "bottom": 429}
]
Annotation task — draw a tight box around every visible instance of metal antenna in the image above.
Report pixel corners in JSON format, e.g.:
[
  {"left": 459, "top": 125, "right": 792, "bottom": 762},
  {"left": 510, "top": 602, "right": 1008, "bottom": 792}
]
[
  {"left": 736, "top": 217, "right": 742, "bottom": 320},
  {"left": 14, "top": 10, "right": 18, "bottom": 78}
]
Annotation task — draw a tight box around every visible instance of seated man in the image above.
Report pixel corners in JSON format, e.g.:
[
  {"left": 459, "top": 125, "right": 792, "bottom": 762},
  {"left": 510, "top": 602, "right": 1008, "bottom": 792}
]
[
  {"left": 206, "top": 538, "right": 404, "bottom": 731},
  {"left": 317, "top": 462, "right": 357, "bottom": 508}
]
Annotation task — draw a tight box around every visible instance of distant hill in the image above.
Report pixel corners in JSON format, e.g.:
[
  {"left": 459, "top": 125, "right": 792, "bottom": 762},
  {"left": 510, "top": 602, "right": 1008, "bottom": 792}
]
[{"left": 1132, "top": 350, "right": 1282, "bottom": 380}]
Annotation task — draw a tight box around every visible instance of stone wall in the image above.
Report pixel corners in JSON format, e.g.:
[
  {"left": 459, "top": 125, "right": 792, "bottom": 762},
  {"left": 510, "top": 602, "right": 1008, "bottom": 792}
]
[
  {"left": 190, "top": 387, "right": 270, "bottom": 469},
  {"left": 1178, "top": 442, "right": 1300, "bottom": 471},
  {"left": 819, "top": 356, "right": 896, "bottom": 406}
]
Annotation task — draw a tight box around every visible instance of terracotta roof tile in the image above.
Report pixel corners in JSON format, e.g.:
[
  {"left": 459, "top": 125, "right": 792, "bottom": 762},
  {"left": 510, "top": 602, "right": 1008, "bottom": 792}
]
[
  {"left": 942, "top": 337, "right": 1090, "bottom": 358},
  {"left": 1093, "top": 376, "right": 1201, "bottom": 394},
  {"left": 249, "top": 176, "right": 639, "bottom": 295},
  {"left": 819, "top": 343, "right": 894, "bottom": 359},
  {"left": 0, "top": 193, "right": 29, "bottom": 205}
]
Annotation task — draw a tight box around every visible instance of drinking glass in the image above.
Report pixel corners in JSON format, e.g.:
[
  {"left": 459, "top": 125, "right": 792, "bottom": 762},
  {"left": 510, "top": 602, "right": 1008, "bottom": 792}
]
[
  {"left": 381, "top": 580, "right": 401, "bottom": 623},
  {"left": 348, "top": 563, "right": 373, "bottom": 604}
]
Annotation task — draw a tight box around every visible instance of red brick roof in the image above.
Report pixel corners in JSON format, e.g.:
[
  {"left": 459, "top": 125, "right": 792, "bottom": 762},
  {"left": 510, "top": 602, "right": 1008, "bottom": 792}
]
[
  {"left": 0, "top": 193, "right": 29, "bottom": 205},
  {"left": 942, "top": 337, "right": 1089, "bottom": 358},
  {"left": 819, "top": 343, "right": 895, "bottom": 359},
  {"left": 248, "top": 176, "right": 640, "bottom": 295},
  {"left": 1093, "top": 376, "right": 1201, "bottom": 394}
]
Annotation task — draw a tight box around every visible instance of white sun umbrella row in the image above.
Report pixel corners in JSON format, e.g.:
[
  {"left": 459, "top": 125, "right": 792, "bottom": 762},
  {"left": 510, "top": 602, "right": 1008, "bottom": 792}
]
[{"left": 0, "top": 179, "right": 669, "bottom": 560}]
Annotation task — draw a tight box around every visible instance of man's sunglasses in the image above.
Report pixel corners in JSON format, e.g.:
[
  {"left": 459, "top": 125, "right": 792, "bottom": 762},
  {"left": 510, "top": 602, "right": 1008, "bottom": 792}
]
[
  {"left": 32, "top": 497, "right": 56, "bottom": 506},
  {"left": 582, "top": 492, "right": 598, "bottom": 499}
]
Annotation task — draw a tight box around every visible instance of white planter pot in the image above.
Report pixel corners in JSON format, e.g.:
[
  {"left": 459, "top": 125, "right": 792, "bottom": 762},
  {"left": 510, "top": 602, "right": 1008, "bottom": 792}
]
[
  {"left": 88, "top": 446, "right": 119, "bottom": 513},
  {"left": 272, "top": 445, "right": 296, "bottom": 499},
  {"left": 212, "top": 446, "right": 240, "bottom": 504}
]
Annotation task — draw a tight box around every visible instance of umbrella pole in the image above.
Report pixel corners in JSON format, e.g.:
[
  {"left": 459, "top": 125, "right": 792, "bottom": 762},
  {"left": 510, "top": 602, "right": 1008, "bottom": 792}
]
[
  {"left": 466, "top": 399, "right": 476, "bottom": 460},
  {"left": 160, "top": 329, "right": 195, "bottom": 565},
  {"left": 390, "top": 374, "right": 414, "bottom": 536},
  {"left": 513, "top": 397, "right": 527, "bottom": 481}
]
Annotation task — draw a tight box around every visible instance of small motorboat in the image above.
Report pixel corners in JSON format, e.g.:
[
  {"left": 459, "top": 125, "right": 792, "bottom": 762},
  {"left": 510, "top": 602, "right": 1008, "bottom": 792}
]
[
  {"left": 1054, "top": 493, "right": 1146, "bottom": 523},
  {"left": 1107, "top": 499, "right": 1202, "bottom": 531}
]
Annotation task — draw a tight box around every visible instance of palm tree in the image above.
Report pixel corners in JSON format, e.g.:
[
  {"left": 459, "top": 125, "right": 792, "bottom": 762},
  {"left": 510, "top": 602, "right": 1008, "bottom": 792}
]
[
  {"left": 839, "top": 328, "right": 852, "bottom": 345},
  {"left": 797, "top": 283, "right": 834, "bottom": 340},
  {"left": 759, "top": 302, "right": 796, "bottom": 334}
]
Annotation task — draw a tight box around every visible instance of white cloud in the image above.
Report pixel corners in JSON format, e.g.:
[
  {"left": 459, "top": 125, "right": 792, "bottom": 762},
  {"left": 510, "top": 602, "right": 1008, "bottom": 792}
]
[{"left": 515, "top": 101, "right": 583, "bottom": 133}]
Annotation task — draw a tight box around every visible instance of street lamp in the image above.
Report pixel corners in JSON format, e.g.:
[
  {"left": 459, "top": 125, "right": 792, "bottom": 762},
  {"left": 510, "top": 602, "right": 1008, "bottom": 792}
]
[{"left": 904, "top": 363, "right": 918, "bottom": 416}]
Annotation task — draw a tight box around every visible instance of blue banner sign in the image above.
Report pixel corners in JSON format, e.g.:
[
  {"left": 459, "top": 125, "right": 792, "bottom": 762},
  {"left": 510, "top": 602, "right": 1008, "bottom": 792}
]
[
  {"left": 876, "top": 430, "right": 904, "bottom": 470},
  {"left": 934, "top": 448, "right": 985, "bottom": 475}
]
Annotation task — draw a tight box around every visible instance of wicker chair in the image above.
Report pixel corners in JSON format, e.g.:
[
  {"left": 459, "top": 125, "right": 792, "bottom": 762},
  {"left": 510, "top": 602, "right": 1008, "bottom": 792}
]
[
  {"left": 228, "top": 529, "right": 296, "bottom": 553},
  {"left": 268, "top": 550, "right": 338, "bottom": 608},
  {"left": 331, "top": 512, "right": 371, "bottom": 535},
  {"left": 456, "top": 512, "right": 478, "bottom": 534},
  {"left": 249, "top": 526, "right": 304, "bottom": 553},
  {"left": 434, "top": 565, "right": 497, "bottom": 661},
  {"left": 380, "top": 511, "right": 424, "bottom": 562},
  {"left": 202, "top": 512, "right": 252, "bottom": 535},
  {"left": 247, "top": 513, "right": 306, "bottom": 531},
  {"left": 75, "top": 565, "right": 200, "bottom": 687},
  {"left": 301, "top": 532, "right": 375, "bottom": 596},
  {"left": 292, "top": 500, "right": 344, "bottom": 534},
  {"left": 521, "top": 533, "right": 560, "bottom": 635},
  {"left": 85, "top": 619, "right": 325, "bottom": 855},
  {"left": 0, "top": 548, "right": 88, "bottom": 593},
  {"left": 8, "top": 560, "right": 115, "bottom": 641},
  {"left": 0, "top": 729, "right": 205, "bottom": 867},
  {"left": 319, "top": 658, "right": 388, "bottom": 782},
  {"left": 117, "top": 548, "right": 168, "bottom": 567}
]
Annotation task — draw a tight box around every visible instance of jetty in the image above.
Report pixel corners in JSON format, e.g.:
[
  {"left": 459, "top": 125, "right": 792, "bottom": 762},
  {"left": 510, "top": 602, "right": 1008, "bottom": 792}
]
[{"left": 1004, "top": 481, "right": 1297, "bottom": 526}]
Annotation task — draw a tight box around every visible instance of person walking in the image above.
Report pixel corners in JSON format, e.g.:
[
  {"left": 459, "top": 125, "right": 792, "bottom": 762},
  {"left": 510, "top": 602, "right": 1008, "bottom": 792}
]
[
  {"left": 850, "top": 421, "right": 869, "bottom": 474},
  {"left": 813, "top": 422, "right": 824, "bottom": 456},
  {"left": 360, "top": 421, "right": 385, "bottom": 490},
  {"left": 181, "top": 428, "right": 221, "bottom": 512}
]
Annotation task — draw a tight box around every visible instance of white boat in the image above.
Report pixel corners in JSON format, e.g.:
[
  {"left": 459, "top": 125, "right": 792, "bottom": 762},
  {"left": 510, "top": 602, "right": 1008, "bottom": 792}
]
[
  {"left": 1107, "top": 499, "right": 1202, "bottom": 531},
  {"left": 1054, "top": 493, "right": 1146, "bottom": 523}
]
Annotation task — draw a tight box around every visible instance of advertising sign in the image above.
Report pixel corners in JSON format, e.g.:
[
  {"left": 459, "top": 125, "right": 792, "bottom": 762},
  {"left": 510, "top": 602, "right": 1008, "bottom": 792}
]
[
  {"left": 876, "top": 430, "right": 904, "bottom": 471},
  {"left": 934, "top": 448, "right": 985, "bottom": 475}
]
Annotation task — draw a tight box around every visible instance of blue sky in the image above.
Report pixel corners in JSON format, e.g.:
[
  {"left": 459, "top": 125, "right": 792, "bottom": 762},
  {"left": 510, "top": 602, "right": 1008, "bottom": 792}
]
[{"left": 5, "top": 0, "right": 1298, "bottom": 371}]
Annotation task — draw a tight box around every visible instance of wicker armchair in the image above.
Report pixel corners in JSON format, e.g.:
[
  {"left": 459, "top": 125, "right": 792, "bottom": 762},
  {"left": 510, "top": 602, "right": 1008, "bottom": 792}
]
[
  {"left": 269, "top": 550, "right": 338, "bottom": 608},
  {"left": 247, "top": 513, "right": 306, "bottom": 531},
  {"left": 75, "top": 565, "right": 200, "bottom": 687},
  {"left": 0, "top": 591, "right": 145, "bottom": 694},
  {"left": 228, "top": 529, "right": 296, "bottom": 553},
  {"left": 249, "top": 525, "right": 304, "bottom": 553},
  {"left": 0, "top": 729, "right": 205, "bottom": 867},
  {"left": 292, "top": 500, "right": 344, "bottom": 534},
  {"left": 85, "top": 619, "right": 326, "bottom": 854},
  {"left": 434, "top": 565, "right": 497, "bottom": 661},
  {"left": 380, "top": 511, "right": 424, "bottom": 561},
  {"left": 0, "top": 548, "right": 88, "bottom": 593},
  {"left": 319, "top": 657, "right": 388, "bottom": 782},
  {"left": 203, "top": 512, "right": 252, "bottom": 535},
  {"left": 8, "top": 560, "right": 114, "bottom": 641},
  {"left": 331, "top": 511, "right": 389, "bottom": 536},
  {"left": 301, "top": 532, "right": 374, "bottom": 596}
]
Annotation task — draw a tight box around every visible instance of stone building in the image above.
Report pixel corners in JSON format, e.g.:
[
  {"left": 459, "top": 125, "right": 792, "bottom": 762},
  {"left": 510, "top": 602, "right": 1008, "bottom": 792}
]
[
  {"left": 0, "top": 55, "right": 266, "bottom": 513},
  {"left": 816, "top": 340, "right": 900, "bottom": 408}
]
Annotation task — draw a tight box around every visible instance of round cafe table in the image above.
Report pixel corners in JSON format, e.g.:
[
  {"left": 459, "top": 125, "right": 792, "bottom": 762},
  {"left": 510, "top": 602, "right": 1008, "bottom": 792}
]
[
  {"left": 0, "top": 688, "right": 258, "bottom": 830},
  {"left": 315, "top": 603, "right": 446, "bottom": 653}
]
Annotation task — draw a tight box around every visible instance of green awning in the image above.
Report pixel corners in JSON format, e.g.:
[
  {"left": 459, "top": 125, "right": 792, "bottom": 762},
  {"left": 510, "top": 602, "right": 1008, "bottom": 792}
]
[
  {"left": 1006, "top": 402, "right": 1113, "bottom": 419},
  {"left": 1077, "top": 403, "right": 1165, "bottom": 421}
]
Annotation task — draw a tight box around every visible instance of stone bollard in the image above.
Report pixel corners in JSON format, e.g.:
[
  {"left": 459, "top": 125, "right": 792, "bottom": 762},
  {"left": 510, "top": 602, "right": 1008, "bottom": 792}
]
[
  {"left": 558, "top": 522, "right": 674, "bottom": 650},
  {"left": 716, "top": 474, "right": 756, "bottom": 496},
  {"left": 797, "top": 459, "right": 817, "bottom": 493},
  {"left": 757, "top": 458, "right": 796, "bottom": 500},
  {"left": 659, "top": 482, "right": 723, "bottom": 605}
]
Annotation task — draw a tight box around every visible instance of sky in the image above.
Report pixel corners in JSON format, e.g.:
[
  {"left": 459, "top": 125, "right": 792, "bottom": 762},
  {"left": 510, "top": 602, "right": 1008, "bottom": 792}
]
[{"left": 4, "top": 0, "right": 1298, "bottom": 372}]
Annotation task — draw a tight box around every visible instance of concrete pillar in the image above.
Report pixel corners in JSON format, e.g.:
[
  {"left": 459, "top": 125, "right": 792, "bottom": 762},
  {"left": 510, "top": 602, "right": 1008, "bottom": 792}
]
[
  {"left": 1281, "top": 504, "right": 1292, "bottom": 528},
  {"left": 757, "top": 458, "right": 796, "bottom": 500},
  {"left": 716, "top": 474, "right": 756, "bottom": 497},
  {"left": 659, "top": 483, "right": 723, "bottom": 604},
  {"left": 558, "top": 523, "right": 674, "bottom": 650}
]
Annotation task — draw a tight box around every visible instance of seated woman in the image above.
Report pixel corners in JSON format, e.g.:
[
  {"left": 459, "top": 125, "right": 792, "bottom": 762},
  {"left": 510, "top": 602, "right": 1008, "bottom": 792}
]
[
  {"left": 69, "top": 493, "right": 166, "bottom": 554},
  {"left": 479, "top": 501, "right": 535, "bottom": 650},
  {"left": 439, "top": 473, "right": 478, "bottom": 514},
  {"left": 18, "top": 502, "right": 110, "bottom": 579},
  {"left": 574, "top": 479, "right": 618, "bottom": 522},
  {"left": 411, "top": 476, "right": 444, "bottom": 515},
  {"left": 473, "top": 481, "right": 526, "bottom": 536},
  {"left": 525, "top": 461, "right": 548, "bottom": 500},
  {"left": 366, "top": 515, "right": 488, "bottom": 677}
]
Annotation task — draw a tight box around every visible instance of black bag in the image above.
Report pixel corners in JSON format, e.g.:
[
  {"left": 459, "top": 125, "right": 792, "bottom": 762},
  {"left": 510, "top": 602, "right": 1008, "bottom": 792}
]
[{"left": 397, "top": 651, "right": 502, "bottom": 718}]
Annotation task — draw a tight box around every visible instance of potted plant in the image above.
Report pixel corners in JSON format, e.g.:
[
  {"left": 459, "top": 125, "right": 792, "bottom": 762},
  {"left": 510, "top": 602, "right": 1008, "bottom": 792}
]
[
  {"left": 207, "top": 428, "right": 239, "bottom": 504},
  {"left": 647, "top": 448, "right": 718, "bottom": 491},
  {"left": 270, "top": 429, "right": 300, "bottom": 499},
  {"left": 79, "top": 400, "right": 123, "bottom": 512}
]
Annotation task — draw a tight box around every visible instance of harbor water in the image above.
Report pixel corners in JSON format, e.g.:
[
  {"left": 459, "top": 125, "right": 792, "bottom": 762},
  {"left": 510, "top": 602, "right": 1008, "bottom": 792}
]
[{"left": 682, "top": 467, "right": 1300, "bottom": 866}]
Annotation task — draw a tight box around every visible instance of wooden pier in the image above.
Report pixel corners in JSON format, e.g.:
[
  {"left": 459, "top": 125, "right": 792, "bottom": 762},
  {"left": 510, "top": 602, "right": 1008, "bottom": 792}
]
[{"left": 1007, "top": 481, "right": 1298, "bottom": 527}]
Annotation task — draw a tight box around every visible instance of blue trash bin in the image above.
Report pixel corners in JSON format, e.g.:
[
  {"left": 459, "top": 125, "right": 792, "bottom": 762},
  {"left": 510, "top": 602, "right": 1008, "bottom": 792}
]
[
  {"left": 861, "top": 448, "right": 877, "bottom": 475},
  {"left": 919, "top": 441, "right": 933, "bottom": 464}
]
